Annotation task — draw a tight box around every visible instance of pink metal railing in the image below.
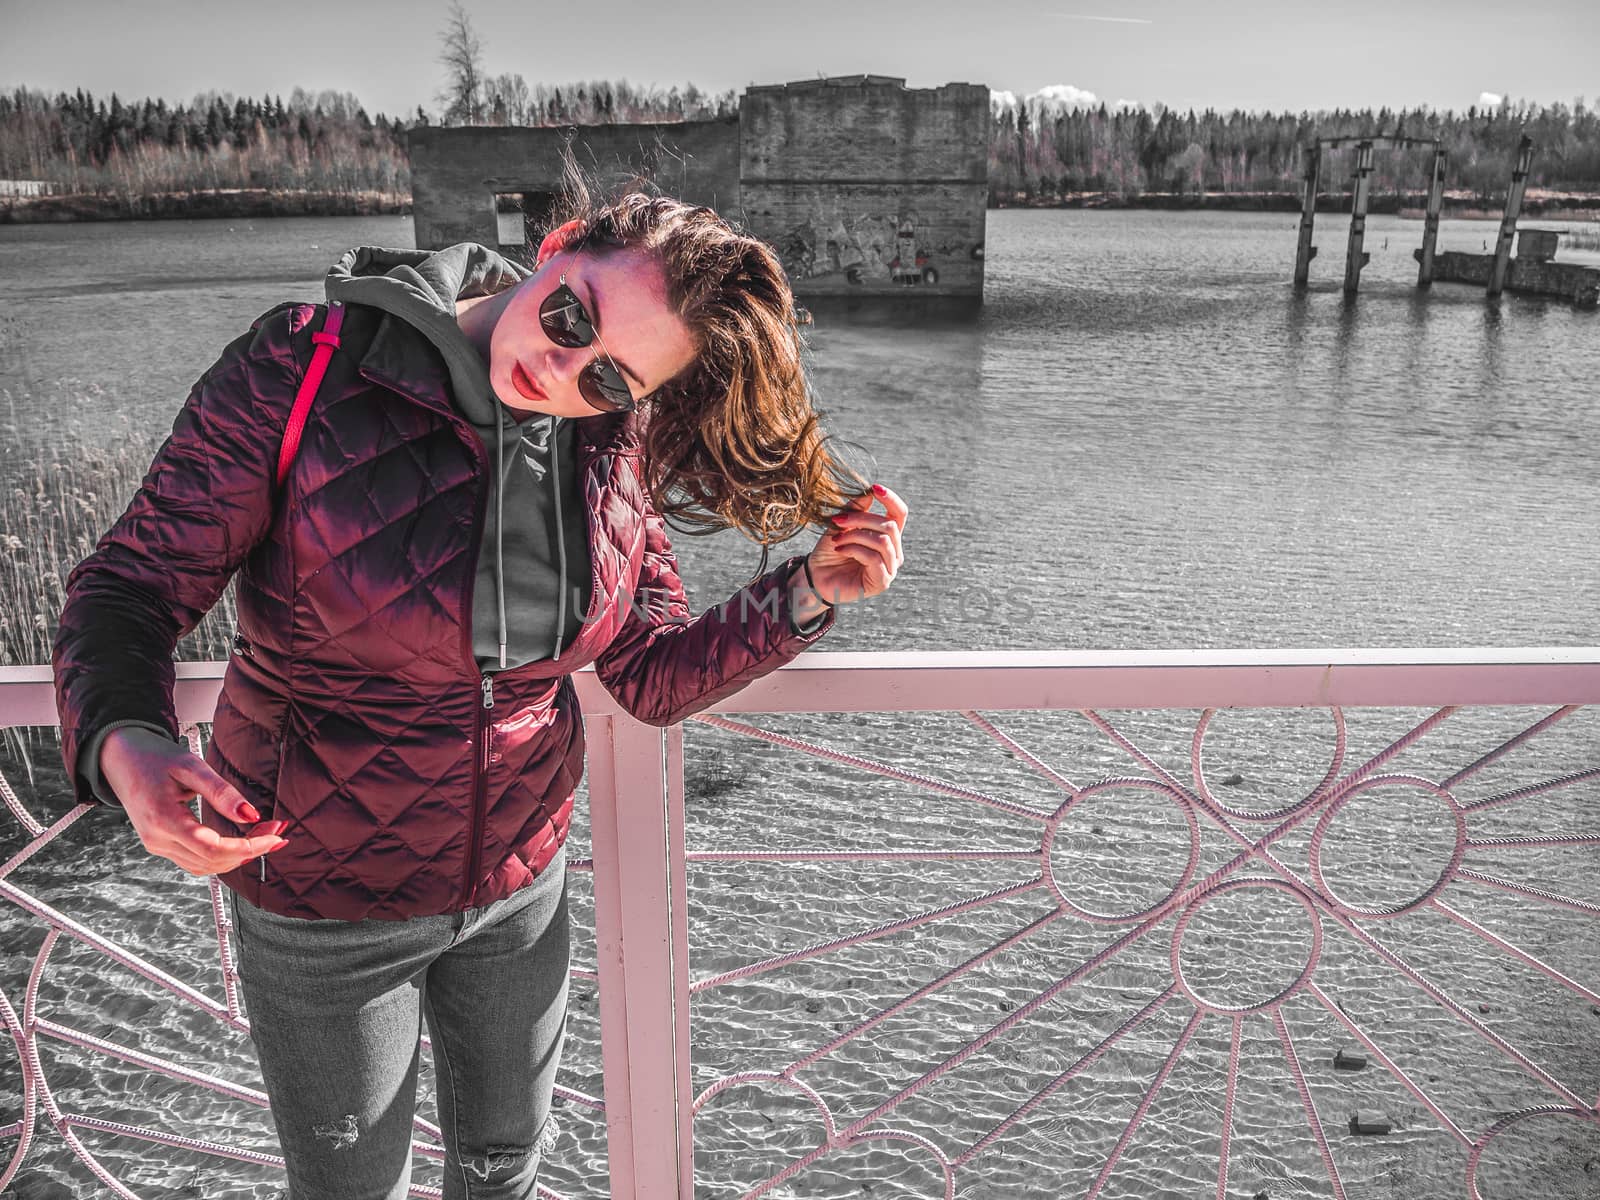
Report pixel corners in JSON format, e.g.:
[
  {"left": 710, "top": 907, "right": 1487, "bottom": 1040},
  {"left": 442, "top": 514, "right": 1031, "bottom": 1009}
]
[
  {"left": 1, "top": 663, "right": 602, "bottom": 1199},
  {"left": 4, "top": 649, "right": 1600, "bottom": 1199},
  {"left": 668, "top": 652, "right": 1600, "bottom": 1200}
]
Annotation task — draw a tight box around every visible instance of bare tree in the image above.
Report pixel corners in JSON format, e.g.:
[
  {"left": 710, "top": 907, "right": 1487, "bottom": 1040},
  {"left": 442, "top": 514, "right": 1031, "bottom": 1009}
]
[
  {"left": 483, "top": 73, "right": 532, "bottom": 126},
  {"left": 436, "top": 2, "right": 485, "bottom": 126}
]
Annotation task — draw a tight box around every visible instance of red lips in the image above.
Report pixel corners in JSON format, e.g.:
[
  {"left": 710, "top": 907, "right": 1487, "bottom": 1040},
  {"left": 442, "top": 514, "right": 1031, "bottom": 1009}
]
[{"left": 511, "top": 362, "right": 547, "bottom": 403}]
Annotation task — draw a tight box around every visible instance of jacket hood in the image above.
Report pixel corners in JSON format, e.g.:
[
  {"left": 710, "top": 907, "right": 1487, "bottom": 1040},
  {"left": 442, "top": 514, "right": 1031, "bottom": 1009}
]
[{"left": 325, "top": 244, "right": 528, "bottom": 427}]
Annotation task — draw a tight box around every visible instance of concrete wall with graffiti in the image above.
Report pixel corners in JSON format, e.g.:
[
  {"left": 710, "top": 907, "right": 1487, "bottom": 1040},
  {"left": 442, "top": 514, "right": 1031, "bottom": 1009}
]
[
  {"left": 747, "top": 187, "right": 986, "bottom": 294},
  {"left": 738, "top": 79, "right": 990, "bottom": 298}
]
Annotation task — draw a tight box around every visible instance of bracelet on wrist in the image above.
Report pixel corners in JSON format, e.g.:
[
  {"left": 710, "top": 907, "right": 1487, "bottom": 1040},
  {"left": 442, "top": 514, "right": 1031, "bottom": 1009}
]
[{"left": 801, "top": 557, "right": 834, "bottom": 609}]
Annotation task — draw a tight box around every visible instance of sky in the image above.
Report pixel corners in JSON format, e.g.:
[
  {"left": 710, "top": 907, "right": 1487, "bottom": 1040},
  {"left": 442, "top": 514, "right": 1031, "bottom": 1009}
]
[{"left": 2, "top": 0, "right": 1596, "bottom": 119}]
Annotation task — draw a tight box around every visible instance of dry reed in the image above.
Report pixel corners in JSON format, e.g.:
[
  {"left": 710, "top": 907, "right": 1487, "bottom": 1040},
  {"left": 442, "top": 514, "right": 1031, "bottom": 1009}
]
[
  {"left": 1, "top": 385, "right": 237, "bottom": 779},
  {"left": 0, "top": 385, "right": 237, "bottom": 672}
]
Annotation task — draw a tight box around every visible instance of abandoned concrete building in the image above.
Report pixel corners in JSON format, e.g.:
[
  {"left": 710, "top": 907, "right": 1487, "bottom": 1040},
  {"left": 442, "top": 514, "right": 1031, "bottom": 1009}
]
[{"left": 408, "top": 76, "right": 991, "bottom": 302}]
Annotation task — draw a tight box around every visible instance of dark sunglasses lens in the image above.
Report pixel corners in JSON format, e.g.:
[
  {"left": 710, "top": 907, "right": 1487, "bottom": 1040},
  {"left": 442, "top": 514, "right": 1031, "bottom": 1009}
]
[
  {"left": 539, "top": 286, "right": 592, "bottom": 348},
  {"left": 580, "top": 359, "right": 634, "bottom": 413}
]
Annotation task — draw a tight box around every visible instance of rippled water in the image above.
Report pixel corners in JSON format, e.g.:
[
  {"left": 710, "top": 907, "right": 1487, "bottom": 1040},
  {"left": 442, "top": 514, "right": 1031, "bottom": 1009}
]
[
  {"left": 3, "top": 208, "right": 1598, "bottom": 651},
  {"left": 2, "top": 210, "right": 1598, "bottom": 1198}
]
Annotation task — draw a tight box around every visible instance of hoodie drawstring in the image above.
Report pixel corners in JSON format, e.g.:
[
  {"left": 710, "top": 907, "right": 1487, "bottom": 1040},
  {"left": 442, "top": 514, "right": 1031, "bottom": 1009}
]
[
  {"left": 552, "top": 423, "right": 566, "bottom": 660},
  {"left": 495, "top": 416, "right": 507, "bottom": 669}
]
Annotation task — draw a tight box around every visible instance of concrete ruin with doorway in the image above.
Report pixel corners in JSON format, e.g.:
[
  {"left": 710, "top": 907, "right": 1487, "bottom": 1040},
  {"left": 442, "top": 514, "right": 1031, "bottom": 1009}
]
[{"left": 408, "top": 76, "right": 991, "bottom": 303}]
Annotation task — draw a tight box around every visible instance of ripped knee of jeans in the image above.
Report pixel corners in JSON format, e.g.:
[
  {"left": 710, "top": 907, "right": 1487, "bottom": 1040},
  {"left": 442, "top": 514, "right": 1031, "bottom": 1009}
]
[
  {"left": 538, "top": 1114, "right": 560, "bottom": 1157},
  {"left": 460, "top": 1116, "right": 559, "bottom": 1182},
  {"left": 461, "top": 1143, "right": 533, "bottom": 1182},
  {"left": 311, "top": 1112, "right": 360, "bottom": 1150}
]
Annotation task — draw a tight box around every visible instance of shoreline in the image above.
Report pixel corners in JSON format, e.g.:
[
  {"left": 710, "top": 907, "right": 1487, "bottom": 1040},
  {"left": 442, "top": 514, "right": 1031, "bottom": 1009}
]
[
  {"left": 993, "top": 189, "right": 1600, "bottom": 217},
  {"left": 0, "top": 188, "right": 410, "bottom": 224},
  {"left": 4, "top": 188, "right": 1600, "bottom": 225}
]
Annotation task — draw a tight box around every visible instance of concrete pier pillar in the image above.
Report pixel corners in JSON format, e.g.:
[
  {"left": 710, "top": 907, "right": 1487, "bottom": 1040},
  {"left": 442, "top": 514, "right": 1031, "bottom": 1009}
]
[
  {"left": 1488, "top": 135, "right": 1534, "bottom": 299},
  {"left": 1294, "top": 145, "right": 1321, "bottom": 288},
  {"left": 1414, "top": 147, "right": 1447, "bottom": 287},
  {"left": 1343, "top": 140, "right": 1375, "bottom": 295}
]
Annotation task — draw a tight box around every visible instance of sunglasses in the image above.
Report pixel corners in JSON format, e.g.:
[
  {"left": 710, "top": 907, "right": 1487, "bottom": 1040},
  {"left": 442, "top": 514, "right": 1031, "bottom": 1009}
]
[{"left": 537, "top": 261, "right": 636, "bottom": 414}]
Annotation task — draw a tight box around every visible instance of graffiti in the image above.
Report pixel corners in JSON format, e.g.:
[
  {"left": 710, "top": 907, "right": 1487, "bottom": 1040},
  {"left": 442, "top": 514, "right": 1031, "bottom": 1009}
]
[
  {"left": 889, "top": 219, "right": 939, "bottom": 286},
  {"left": 775, "top": 204, "right": 961, "bottom": 286}
]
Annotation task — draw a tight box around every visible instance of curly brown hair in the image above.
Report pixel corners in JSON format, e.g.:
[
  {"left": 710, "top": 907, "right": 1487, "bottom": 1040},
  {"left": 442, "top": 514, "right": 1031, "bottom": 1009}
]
[{"left": 540, "top": 182, "right": 871, "bottom": 568}]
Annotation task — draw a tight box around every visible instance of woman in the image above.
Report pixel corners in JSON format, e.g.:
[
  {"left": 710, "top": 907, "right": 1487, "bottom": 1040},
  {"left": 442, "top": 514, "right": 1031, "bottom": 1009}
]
[{"left": 52, "top": 189, "right": 906, "bottom": 1199}]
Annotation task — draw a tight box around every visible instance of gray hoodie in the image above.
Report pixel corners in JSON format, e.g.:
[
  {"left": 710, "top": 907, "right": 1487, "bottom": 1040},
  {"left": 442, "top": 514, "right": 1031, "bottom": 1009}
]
[{"left": 326, "top": 244, "right": 591, "bottom": 672}]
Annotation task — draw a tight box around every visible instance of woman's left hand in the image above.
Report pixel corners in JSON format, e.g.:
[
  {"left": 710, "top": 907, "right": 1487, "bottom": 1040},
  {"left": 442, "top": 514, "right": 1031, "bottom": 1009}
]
[{"left": 805, "top": 484, "right": 907, "bottom": 606}]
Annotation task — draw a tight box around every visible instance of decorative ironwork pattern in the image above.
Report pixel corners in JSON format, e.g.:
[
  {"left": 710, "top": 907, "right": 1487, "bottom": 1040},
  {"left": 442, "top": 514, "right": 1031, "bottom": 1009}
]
[{"left": 684, "top": 703, "right": 1600, "bottom": 1199}]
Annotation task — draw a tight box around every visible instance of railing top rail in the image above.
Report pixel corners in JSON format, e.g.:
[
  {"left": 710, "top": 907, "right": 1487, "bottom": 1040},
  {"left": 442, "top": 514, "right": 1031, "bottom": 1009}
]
[
  {"left": 727, "top": 647, "right": 1600, "bottom": 668},
  {"left": 6, "top": 648, "right": 1600, "bottom": 725},
  {"left": 708, "top": 649, "right": 1600, "bottom": 711}
]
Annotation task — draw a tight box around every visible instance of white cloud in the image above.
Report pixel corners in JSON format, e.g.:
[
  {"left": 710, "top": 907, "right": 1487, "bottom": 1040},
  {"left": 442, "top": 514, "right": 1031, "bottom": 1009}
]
[
  {"left": 990, "top": 89, "right": 1018, "bottom": 113},
  {"left": 1056, "top": 13, "right": 1154, "bottom": 23},
  {"left": 1112, "top": 98, "right": 1142, "bottom": 112},
  {"left": 1478, "top": 91, "right": 1505, "bottom": 109},
  {"left": 1028, "top": 84, "right": 1100, "bottom": 113}
]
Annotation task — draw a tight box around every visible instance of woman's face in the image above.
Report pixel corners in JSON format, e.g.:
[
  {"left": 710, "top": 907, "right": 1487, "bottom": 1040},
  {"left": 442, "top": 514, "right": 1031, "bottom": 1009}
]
[{"left": 488, "top": 244, "right": 697, "bottom": 419}]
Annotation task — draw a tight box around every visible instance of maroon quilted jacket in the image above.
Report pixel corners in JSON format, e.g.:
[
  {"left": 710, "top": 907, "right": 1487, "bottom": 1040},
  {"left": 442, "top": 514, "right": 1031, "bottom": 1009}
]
[{"left": 52, "top": 301, "right": 833, "bottom": 920}]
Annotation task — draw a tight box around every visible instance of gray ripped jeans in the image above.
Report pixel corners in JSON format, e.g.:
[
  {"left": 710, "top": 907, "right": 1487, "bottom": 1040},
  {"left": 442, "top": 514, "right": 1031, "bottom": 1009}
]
[{"left": 230, "top": 845, "right": 569, "bottom": 1200}]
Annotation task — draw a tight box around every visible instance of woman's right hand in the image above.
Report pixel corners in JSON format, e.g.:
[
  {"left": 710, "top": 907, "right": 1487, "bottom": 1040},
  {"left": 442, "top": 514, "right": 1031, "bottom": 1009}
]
[{"left": 99, "top": 728, "right": 289, "bottom": 877}]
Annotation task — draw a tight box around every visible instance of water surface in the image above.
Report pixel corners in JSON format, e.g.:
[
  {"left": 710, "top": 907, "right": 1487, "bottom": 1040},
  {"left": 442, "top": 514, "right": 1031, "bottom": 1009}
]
[{"left": 2, "top": 209, "right": 1597, "bottom": 1199}]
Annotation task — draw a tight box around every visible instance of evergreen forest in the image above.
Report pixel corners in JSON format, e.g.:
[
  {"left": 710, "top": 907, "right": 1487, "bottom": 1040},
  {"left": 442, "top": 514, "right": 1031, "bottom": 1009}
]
[
  {"left": 990, "top": 98, "right": 1600, "bottom": 203},
  {"left": 2, "top": 84, "right": 1598, "bottom": 214}
]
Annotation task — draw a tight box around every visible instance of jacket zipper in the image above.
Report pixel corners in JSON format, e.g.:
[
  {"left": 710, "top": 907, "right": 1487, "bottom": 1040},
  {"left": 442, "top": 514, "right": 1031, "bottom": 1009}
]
[
  {"left": 462, "top": 673, "right": 495, "bottom": 906},
  {"left": 452, "top": 412, "right": 591, "bottom": 907},
  {"left": 233, "top": 633, "right": 276, "bottom": 882},
  {"left": 454, "top": 416, "right": 493, "bottom": 910},
  {"left": 263, "top": 737, "right": 284, "bottom": 883}
]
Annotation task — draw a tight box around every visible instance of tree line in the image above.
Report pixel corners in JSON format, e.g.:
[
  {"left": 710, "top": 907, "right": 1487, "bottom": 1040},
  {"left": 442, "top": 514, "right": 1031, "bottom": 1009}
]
[
  {"left": 991, "top": 97, "right": 1600, "bottom": 204},
  {"left": 4, "top": 84, "right": 1599, "bottom": 208},
  {"left": 0, "top": 87, "right": 411, "bottom": 200},
  {"left": 475, "top": 78, "right": 738, "bottom": 128},
  {"left": 0, "top": 81, "right": 736, "bottom": 203}
]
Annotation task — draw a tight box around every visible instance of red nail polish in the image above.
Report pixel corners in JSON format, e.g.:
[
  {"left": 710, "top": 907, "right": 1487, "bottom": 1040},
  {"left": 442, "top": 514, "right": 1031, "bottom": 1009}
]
[
  {"left": 871, "top": 483, "right": 886, "bottom": 498},
  {"left": 239, "top": 802, "right": 262, "bottom": 823},
  {"left": 268, "top": 838, "right": 289, "bottom": 852}
]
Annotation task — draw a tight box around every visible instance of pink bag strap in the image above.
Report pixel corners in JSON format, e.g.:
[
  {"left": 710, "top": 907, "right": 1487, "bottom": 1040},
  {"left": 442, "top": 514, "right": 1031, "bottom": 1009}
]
[{"left": 275, "top": 301, "right": 345, "bottom": 488}]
